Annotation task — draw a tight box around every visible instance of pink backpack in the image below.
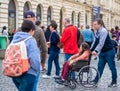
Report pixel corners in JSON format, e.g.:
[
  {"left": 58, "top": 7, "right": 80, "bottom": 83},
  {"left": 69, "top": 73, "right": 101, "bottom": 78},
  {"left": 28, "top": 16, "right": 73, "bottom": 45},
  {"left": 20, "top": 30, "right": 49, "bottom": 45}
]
[{"left": 2, "top": 36, "right": 32, "bottom": 77}]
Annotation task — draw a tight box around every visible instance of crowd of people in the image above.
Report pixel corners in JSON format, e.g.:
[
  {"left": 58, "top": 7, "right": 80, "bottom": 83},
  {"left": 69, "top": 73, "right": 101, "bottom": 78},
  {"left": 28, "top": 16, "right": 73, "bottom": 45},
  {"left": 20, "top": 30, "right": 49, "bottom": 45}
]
[{"left": 1, "top": 10, "right": 120, "bottom": 91}]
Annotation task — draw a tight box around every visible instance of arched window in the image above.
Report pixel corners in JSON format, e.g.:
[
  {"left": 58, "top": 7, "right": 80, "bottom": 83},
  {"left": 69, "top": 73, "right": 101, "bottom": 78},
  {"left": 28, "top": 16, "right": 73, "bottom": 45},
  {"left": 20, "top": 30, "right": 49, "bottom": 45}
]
[
  {"left": 78, "top": 13, "right": 81, "bottom": 27},
  {"left": 23, "top": 2, "right": 30, "bottom": 17},
  {"left": 36, "top": 5, "right": 42, "bottom": 21},
  {"left": 47, "top": 6, "right": 52, "bottom": 25},
  {"left": 72, "top": 11, "right": 75, "bottom": 24},
  {"left": 85, "top": 13, "right": 88, "bottom": 25},
  {"left": 8, "top": 0, "right": 16, "bottom": 34},
  {"left": 60, "top": 8, "right": 63, "bottom": 35}
]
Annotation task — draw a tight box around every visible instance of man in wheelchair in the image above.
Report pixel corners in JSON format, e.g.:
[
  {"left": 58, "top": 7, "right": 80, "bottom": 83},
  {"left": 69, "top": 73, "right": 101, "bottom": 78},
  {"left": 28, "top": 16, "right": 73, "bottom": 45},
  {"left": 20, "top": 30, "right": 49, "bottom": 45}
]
[{"left": 55, "top": 42, "right": 91, "bottom": 85}]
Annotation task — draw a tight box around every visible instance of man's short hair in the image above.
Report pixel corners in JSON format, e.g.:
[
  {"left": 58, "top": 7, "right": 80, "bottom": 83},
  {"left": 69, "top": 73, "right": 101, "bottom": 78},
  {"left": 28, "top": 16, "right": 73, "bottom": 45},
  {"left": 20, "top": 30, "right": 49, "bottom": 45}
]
[
  {"left": 86, "top": 25, "right": 89, "bottom": 29},
  {"left": 64, "top": 18, "right": 70, "bottom": 23},
  {"left": 35, "top": 20, "right": 41, "bottom": 26}
]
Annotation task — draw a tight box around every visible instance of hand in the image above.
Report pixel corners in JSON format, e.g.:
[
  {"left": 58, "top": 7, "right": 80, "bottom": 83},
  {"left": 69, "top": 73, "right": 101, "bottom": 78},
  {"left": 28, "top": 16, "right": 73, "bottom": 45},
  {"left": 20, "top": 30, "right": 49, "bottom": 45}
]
[
  {"left": 68, "top": 58, "right": 71, "bottom": 61},
  {"left": 69, "top": 60, "right": 74, "bottom": 65},
  {"left": 47, "top": 42, "right": 50, "bottom": 48},
  {"left": 92, "top": 51, "right": 98, "bottom": 56}
]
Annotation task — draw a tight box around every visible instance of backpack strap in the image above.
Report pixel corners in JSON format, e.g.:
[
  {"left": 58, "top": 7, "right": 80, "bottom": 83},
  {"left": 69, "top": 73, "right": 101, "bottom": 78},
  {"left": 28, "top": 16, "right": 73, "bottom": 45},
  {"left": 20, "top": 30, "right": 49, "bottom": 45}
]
[{"left": 23, "top": 36, "right": 33, "bottom": 42}]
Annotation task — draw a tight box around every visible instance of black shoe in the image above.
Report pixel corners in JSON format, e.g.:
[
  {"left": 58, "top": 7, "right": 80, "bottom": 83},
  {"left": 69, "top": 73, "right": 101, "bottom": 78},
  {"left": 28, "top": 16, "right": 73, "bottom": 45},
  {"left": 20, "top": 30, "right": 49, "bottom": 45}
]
[
  {"left": 108, "top": 82, "right": 118, "bottom": 87},
  {"left": 55, "top": 79, "right": 65, "bottom": 85}
]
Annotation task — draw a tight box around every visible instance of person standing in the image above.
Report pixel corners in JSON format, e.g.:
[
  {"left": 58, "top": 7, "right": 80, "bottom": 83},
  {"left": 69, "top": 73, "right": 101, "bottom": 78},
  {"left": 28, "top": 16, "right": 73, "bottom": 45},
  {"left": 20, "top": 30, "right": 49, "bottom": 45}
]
[
  {"left": 35, "top": 20, "right": 47, "bottom": 72},
  {"left": 1, "top": 26, "right": 9, "bottom": 45},
  {"left": 60, "top": 18, "right": 79, "bottom": 61},
  {"left": 1, "top": 26, "right": 8, "bottom": 36},
  {"left": 42, "top": 22, "right": 60, "bottom": 78},
  {"left": 82, "top": 25, "right": 94, "bottom": 47},
  {"left": 24, "top": 11, "right": 47, "bottom": 91},
  {"left": 114, "top": 26, "right": 120, "bottom": 42},
  {"left": 91, "top": 18, "right": 117, "bottom": 87}
]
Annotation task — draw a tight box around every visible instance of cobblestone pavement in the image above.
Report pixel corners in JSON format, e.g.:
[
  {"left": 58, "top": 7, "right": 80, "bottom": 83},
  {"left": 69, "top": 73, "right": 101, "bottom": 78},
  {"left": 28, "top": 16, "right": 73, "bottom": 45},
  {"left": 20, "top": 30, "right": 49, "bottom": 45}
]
[{"left": 0, "top": 53, "right": 120, "bottom": 91}]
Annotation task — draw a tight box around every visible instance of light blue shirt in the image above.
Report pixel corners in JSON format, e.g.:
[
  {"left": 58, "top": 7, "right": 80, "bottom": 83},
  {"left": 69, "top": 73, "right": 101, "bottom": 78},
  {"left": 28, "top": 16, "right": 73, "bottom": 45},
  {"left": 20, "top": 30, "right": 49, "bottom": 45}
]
[
  {"left": 82, "top": 29, "right": 94, "bottom": 42},
  {"left": 12, "top": 32, "right": 41, "bottom": 76},
  {"left": 91, "top": 26, "right": 108, "bottom": 53}
]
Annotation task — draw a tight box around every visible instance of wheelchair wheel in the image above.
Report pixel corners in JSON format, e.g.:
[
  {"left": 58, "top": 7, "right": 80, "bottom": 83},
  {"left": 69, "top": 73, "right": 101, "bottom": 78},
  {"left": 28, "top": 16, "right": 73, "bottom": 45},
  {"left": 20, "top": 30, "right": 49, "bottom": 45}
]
[
  {"left": 68, "top": 80, "right": 76, "bottom": 89},
  {"left": 77, "top": 65, "right": 100, "bottom": 88}
]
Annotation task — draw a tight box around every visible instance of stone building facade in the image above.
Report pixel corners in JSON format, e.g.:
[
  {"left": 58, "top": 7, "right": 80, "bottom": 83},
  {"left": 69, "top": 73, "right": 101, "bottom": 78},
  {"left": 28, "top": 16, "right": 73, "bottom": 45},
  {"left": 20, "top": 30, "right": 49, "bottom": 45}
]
[{"left": 0, "top": 0, "right": 120, "bottom": 34}]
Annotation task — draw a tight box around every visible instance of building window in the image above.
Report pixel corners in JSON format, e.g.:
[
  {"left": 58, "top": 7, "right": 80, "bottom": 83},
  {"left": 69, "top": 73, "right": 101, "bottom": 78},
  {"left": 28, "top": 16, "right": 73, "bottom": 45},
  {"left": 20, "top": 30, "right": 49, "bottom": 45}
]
[
  {"left": 47, "top": 6, "right": 52, "bottom": 25},
  {"left": 23, "top": 2, "right": 30, "bottom": 17},
  {"left": 60, "top": 8, "right": 63, "bottom": 35},
  {"left": 8, "top": 0, "right": 16, "bottom": 34},
  {"left": 36, "top": 5, "right": 41, "bottom": 21},
  {"left": 72, "top": 11, "right": 75, "bottom": 24},
  {"left": 85, "top": 13, "right": 87, "bottom": 25},
  {"left": 78, "top": 13, "right": 81, "bottom": 27}
]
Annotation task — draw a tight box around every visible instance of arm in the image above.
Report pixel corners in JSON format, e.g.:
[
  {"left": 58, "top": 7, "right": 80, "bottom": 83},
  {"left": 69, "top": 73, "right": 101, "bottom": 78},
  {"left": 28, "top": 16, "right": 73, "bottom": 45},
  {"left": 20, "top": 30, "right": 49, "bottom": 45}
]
[
  {"left": 28, "top": 38, "right": 41, "bottom": 72},
  {"left": 39, "top": 29, "right": 48, "bottom": 63},
  {"left": 69, "top": 53, "right": 79, "bottom": 60},
  {"left": 94, "top": 29, "right": 108, "bottom": 53},
  {"left": 60, "top": 29, "right": 71, "bottom": 43},
  {"left": 69, "top": 51, "right": 90, "bottom": 65}
]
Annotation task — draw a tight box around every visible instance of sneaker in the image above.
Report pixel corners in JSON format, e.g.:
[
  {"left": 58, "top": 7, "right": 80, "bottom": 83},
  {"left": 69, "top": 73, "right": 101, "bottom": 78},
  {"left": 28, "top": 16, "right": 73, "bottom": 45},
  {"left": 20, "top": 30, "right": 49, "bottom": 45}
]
[
  {"left": 42, "top": 74, "right": 51, "bottom": 79},
  {"left": 41, "top": 68, "right": 46, "bottom": 73},
  {"left": 53, "top": 75, "right": 61, "bottom": 79},
  {"left": 108, "top": 82, "right": 118, "bottom": 87},
  {"left": 55, "top": 78, "right": 65, "bottom": 85}
]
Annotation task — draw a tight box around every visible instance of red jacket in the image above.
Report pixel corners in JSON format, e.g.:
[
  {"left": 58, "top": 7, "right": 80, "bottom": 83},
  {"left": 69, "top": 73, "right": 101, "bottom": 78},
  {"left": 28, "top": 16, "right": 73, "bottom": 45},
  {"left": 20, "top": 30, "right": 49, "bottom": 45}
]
[{"left": 60, "top": 25, "right": 78, "bottom": 54}]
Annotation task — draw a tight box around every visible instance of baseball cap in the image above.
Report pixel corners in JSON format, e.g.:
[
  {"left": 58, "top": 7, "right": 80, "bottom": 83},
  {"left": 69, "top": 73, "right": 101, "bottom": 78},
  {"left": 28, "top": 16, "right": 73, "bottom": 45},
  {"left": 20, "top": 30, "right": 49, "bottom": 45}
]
[{"left": 24, "top": 11, "right": 35, "bottom": 18}]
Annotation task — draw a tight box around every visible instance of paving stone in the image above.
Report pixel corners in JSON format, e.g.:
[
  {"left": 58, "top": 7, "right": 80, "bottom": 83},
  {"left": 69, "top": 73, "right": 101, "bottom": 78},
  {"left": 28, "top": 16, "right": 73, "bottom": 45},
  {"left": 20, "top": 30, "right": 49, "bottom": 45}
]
[{"left": 0, "top": 54, "right": 120, "bottom": 91}]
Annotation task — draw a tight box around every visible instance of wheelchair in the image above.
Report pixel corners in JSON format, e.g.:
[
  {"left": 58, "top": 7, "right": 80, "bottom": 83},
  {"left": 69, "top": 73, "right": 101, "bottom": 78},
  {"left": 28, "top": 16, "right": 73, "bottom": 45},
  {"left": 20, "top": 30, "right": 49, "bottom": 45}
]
[{"left": 64, "top": 55, "right": 100, "bottom": 89}]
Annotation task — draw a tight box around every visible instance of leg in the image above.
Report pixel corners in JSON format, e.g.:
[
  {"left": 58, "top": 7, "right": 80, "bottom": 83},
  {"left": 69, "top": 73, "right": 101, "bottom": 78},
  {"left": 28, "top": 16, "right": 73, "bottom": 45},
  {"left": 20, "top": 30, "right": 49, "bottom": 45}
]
[
  {"left": 105, "top": 49, "right": 117, "bottom": 83},
  {"left": 13, "top": 73, "right": 36, "bottom": 91},
  {"left": 19, "top": 73, "right": 36, "bottom": 91},
  {"left": 12, "top": 77, "right": 20, "bottom": 90},
  {"left": 64, "top": 54, "right": 73, "bottom": 61},
  {"left": 95, "top": 53, "right": 106, "bottom": 82},
  {"left": 33, "top": 72, "right": 40, "bottom": 91},
  {"left": 54, "top": 52, "right": 60, "bottom": 76},
  {"left": 61, "top": 62, "right": 71, "bottom": 80},
  {"left": 64, "top": 53, "right": 75, "bottom": 79},
  {"left": 46, "top": 51, "right": 56, "bottom": 75}
]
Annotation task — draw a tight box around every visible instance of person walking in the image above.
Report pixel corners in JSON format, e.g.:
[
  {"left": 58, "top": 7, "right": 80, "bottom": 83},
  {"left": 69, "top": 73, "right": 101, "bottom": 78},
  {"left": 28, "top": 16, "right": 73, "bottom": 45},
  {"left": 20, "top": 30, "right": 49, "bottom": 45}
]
[
  {"left": 91, "top": 18, "right": 117, "bottom": 87},
  {"left": 23, "top": 11, "right": 47, "bottom": 91},
  {"left": 12, "top": 20, "right": 40, "bottom": 91},
  {"left": 42, "top": 22, "right": 60, "bottom": 78}
]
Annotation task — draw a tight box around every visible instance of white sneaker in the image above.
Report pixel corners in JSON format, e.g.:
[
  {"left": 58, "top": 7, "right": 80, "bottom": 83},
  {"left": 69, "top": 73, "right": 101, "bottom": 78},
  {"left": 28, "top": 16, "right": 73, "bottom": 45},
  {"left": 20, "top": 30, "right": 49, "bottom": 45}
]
[
  {"left": 42, "top": 74, "right": 51, "bottom": 79},
  {"left": 53, "top": 75, "right": 61, "bottom": 79}
]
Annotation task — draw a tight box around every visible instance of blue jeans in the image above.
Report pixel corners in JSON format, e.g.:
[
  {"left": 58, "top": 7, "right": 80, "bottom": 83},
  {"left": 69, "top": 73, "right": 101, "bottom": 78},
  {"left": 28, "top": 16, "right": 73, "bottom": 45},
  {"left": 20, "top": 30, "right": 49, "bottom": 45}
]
[
  {"left": 33, "top": 72, "right": 40, "bottom": 91},
  {"left": 95, "top": 49, "right": 117, "bottom": 83},
  {"left": 47, "top": 51, "right": 60, "bottom": 76},
  {"left": 12, "top": 73, "right": 36, "bottom": 91},
  {"left": 64, "top": 54, "right": 73, "bottom": 61}
]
